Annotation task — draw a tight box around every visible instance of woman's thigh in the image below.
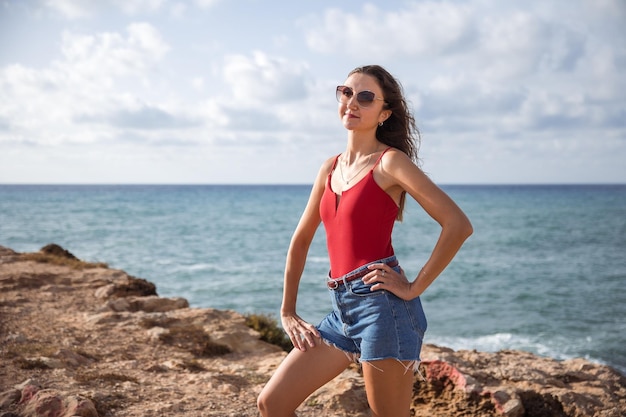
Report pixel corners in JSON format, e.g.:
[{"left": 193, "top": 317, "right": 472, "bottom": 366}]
[
  {"left": 362, "top": 359, "right": 414, "bottom": 417},
  {"left": 258, "top": 338, "right": 352, "bottom": 416}
]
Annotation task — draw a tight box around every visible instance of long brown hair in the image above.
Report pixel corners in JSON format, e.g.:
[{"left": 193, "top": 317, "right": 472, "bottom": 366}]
[{"left": 348, "top": 65, "right": 421, "bottom": 220}]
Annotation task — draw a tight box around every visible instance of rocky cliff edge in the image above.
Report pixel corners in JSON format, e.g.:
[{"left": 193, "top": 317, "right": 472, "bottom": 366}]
[{"left": 1, "top": 245, "right": 624, "bottom": 417}]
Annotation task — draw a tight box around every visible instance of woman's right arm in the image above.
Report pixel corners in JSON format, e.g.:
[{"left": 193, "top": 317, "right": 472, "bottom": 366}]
[{"left": 280, "top": 157, "right": 333, "bottom": 351}]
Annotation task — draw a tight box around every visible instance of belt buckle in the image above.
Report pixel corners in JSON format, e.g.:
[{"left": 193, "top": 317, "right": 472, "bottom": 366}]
[{"left": 327, "top": 279, "right": 339, "bottom": 289}]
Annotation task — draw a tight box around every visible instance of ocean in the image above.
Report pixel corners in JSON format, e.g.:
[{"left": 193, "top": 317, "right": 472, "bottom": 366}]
[{"left": 1, "top": 184, "right": 625, "bottom": 375}]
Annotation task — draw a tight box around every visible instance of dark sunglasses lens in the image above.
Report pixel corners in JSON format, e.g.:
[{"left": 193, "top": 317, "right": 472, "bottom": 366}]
[
  {"left": 336, "top": 86, "right": 353, "bottom": 102},
  {"left": 357, "top": 91, "right": 375, "bottom": 105}
]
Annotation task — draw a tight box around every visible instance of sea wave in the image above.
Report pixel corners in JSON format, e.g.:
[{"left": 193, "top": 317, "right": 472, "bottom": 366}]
[{"left": 425, "top": 332, "right": 625, "bottom": 374}]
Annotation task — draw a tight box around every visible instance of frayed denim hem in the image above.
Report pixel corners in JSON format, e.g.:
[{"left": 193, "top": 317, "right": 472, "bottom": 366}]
[
  {"left": 320, "top": 336, "right": 360, "bottom": 363},
  {"left": 320, "top": 337, "right": 425, "bottom": 379},
  {"left": 361, "top": 358, "right": 424, "bottom": 379}
]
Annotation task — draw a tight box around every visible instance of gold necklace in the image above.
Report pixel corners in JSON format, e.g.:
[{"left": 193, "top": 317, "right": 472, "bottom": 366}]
[{"left": 339, "top": 154, "right": 372, "bottom": 185}]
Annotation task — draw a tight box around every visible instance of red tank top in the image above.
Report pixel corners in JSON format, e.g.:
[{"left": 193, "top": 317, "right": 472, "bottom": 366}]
[{"left": 320, "top": 148, "right": 398, "bottom": 278}]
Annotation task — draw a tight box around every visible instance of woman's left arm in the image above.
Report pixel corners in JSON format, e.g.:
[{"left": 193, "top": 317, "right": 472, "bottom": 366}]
[{"left": 367, "top": 150, "right": 473, "bottom": 299}]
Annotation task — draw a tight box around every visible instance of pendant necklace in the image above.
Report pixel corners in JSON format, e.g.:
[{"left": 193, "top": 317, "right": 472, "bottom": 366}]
[{"left": 339, "top": 154, "right": 372, "bottom": 185}]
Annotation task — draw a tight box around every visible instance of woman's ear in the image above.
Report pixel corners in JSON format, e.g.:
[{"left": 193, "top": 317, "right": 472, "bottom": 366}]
[{"left": 379, "top": 110, "right": 392, "bottom": 124}]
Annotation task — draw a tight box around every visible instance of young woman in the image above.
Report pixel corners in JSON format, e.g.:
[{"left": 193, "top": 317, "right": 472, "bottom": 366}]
[{"left": 257, "top": 65, "right": 473, "bottom": 417}]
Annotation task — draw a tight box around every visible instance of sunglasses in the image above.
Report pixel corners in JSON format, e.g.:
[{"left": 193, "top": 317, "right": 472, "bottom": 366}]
[{"left": 336, "top": 86, "right": 385, "bottom": 107}]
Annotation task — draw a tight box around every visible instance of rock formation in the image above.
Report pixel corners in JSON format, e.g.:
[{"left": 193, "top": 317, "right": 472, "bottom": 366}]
[{"left": 1, "top": 245, "right": 624, "bottom": 416}]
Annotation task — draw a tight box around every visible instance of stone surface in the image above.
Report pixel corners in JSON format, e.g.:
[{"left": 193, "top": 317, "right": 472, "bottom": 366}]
[{"left": 1, "top": 245, "right": 624, "bottom": 416}]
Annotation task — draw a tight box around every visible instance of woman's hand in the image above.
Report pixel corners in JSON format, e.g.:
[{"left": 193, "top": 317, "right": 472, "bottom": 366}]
[
  {"left": 363, "top": 263, "right": 415, "bottom": 300},
  {"left": 281, "top": 312, "right": 321, "bottom": 352}
]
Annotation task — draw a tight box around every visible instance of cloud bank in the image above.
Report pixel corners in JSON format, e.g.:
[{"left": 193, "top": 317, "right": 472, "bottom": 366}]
[{"left": 0, "top": 0, "right": 624, "bottom": 183}]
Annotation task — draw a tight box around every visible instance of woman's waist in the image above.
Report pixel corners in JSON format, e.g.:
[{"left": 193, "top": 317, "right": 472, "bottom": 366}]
[{"left": 328, "top": 254, "right": 397, "bottom": 280}]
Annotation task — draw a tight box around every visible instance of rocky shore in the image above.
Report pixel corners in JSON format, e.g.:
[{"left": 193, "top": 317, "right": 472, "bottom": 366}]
[{"left": 1, "top": 244, "right": 624, "bottom": 417}]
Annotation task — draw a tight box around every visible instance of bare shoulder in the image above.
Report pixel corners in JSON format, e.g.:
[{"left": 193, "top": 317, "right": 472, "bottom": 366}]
[
  {"left": 320, "top": 154, "right": 339, "bottom": 173},
  {"left": 380, "top": 147, "right": 415, "bottom": 167},
  {"left": 378, "top": 148, "right": 427, "bottom": 186},
  {"left": 309, "top": 155, "right": 339, "bottom": 193}
]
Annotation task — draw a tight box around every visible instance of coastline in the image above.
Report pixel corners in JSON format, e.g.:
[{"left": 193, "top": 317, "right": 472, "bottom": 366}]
[{"left": 1, "top": 244, "right": 624, "bottom": 417}]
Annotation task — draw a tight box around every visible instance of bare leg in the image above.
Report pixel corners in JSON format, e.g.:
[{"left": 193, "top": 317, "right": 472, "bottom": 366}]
[
  {"left": 258, "top": 338, "right": 352, "bottom": 417},
  {"left": 362, "top": 359, "right": 414, "bottom": 417}
]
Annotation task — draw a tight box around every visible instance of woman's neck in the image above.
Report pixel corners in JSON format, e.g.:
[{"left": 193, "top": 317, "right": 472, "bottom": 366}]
[{"left": 344, "top": 132, "right": 382, "bottom": 163}]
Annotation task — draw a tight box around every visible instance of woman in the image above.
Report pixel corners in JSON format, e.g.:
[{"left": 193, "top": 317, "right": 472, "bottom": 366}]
[{"left": 257, "top": 65, "right": 473, "bottom": 417}]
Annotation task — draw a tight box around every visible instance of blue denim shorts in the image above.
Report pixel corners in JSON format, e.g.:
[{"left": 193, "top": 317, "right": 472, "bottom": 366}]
[{"left": 316, "top": 256, "right": 428, "bottom": 366}]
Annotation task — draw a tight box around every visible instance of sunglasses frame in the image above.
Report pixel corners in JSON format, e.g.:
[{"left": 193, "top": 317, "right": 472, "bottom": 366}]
[{"left": 336, "top": 85, "right": 385, "bottom": 108}]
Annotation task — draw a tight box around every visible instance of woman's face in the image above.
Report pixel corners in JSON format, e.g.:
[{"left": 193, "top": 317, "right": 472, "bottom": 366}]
[{"left": 338, "top": 73, "right": 390, "bottom": 133}]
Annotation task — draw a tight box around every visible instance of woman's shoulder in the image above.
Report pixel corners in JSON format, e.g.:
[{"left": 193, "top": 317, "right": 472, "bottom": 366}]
[
  {"left": 319, "top": 154, "right": 340, "bottom": 174},
  {"left": 309, "top": 154, "right": 340, "bottom": 189},
  {"left": 378, "top": 147, "right": 425, "bottom": 184},
  {"left": 380, "top": 147, "right": 414, "bottom": 166}
]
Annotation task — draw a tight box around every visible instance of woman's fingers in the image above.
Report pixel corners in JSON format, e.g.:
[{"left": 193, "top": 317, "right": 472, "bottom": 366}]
[
  {"left": 282, "top": 316, "right": 319, "bottom": 351},
  {"left": 364, "top": 263, "right": 391, "bottom": 284},
  {"left": 364, "top": 265, "right": 413, "bottom": 299}
]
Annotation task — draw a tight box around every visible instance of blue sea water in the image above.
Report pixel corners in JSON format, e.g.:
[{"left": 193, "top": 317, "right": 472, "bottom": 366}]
[{"left": 1, "top": 184, "right": 625, "bottom": 375}]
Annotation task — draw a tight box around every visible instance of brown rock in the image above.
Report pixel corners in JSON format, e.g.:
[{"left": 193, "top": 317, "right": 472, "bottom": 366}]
[
  {"left": 18, "top": 388, "right": 98, "bottom": 417},
  {"left": 0, "top": 389, "right": 21, "bottom": 409},
  {"left": 40, "top": 244, "right": 79, "bottom": 260},
  {"left": 415, "top": 345, "right": 626, "bottom": 417}
]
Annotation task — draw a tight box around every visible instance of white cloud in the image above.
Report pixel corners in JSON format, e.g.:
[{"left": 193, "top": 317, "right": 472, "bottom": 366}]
[
  {"left": 59, "top": 23, "right": 169, "bottom": 79},
  {"left": 307, "top": 1, "right": 623, "bottom": 144},
  {"left": 306, "top": 2, "right": 475, "bottom": 58},
  {"left": 306, "top": 2, "right": 590, "bottom": 81},
  {"left": 191, "top": 76, "right": 205, "bottom": 91},
  {"left": 42, "top": 0, "right": 168, "bottom": 18},
  {"left": 43, "top": 0, "right": 93, "bottom": 19},
  {"left": 222, "top": 51, "right": 310, "bottom": 106},
  {"left": 170, "top": 1, "right": 188, "bottom": 18},
  {"left": 113, "top": 0, "right": 166, "bottom": 15},
  {"left": 0, "top": 23, "right": 172, "bottom": 146},
  {"left": 194, "top": 0, "right": 222, "bottom": 9}
]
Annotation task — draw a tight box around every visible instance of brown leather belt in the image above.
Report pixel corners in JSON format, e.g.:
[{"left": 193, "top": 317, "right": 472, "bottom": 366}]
[{"left": 327, "top": 259, "right": 399, "bottom": 289}]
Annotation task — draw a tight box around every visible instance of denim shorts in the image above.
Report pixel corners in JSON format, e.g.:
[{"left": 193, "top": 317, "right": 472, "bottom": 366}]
[{"left": 316, "top": 256, "right": 428, "bottom": 366}]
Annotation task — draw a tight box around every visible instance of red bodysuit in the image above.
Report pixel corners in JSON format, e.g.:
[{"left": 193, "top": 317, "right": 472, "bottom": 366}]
[{"left": 320, "top": 148, "right": 399, "bottom": 278}]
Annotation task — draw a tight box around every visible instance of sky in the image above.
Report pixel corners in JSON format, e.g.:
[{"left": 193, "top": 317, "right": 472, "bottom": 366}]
[{"left": 0, "top": 0, "right": 624, "bottom": 184}]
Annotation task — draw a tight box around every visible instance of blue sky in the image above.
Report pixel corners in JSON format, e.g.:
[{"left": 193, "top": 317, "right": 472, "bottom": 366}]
[{"left": 0, "top": 0, "right": 624, "bottom": 184}]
